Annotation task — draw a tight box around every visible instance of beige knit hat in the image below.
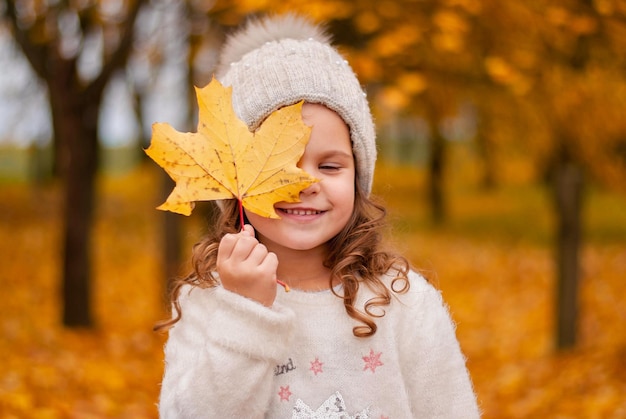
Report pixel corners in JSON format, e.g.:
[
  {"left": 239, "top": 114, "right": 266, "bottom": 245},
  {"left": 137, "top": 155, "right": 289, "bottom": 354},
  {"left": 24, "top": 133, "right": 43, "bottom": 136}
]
[{"left": 215, "top": 14, "right": 377, "bottom": 195}]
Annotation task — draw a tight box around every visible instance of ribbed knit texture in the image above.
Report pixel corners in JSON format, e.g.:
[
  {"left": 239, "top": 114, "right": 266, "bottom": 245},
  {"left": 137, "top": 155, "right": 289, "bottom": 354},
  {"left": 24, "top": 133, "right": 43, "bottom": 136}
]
[{"left": 216, "top": 15, "right": 377, "bottom": 195}]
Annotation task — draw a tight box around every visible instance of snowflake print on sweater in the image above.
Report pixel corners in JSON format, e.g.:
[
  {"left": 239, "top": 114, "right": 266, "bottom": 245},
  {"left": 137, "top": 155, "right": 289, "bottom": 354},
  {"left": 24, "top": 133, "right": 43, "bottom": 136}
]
[
  {"left": 362, "top": 349, "right": 383, "bottom": 373},
  {"left": 292, "top": 391, "right": 369, "bottom": 419}
]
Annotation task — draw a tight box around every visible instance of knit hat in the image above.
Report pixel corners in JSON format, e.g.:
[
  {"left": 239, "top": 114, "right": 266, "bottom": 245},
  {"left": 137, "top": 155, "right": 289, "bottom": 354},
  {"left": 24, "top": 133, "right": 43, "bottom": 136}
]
[{"left": 215, "top": 14, "right": 377, "bottom": 195}]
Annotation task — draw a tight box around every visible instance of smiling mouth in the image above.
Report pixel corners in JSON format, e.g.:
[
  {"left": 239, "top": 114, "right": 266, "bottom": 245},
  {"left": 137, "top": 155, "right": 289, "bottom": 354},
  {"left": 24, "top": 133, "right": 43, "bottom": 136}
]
[{"left": 279, "top": 208, "right": 324, "bottom": 216}]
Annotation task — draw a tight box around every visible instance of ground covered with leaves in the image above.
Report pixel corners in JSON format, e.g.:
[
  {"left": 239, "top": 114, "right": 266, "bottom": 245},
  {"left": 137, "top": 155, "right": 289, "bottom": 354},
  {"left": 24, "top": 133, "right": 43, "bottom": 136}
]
[{"left": 1, "top": 163, "right": 625, "bottom": 418}]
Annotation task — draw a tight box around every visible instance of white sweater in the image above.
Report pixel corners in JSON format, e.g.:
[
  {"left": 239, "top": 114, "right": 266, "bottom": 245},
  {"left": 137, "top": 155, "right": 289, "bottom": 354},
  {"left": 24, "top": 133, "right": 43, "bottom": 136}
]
[{"left": 159, "top": 271, "right": 480, "bottom": 418}]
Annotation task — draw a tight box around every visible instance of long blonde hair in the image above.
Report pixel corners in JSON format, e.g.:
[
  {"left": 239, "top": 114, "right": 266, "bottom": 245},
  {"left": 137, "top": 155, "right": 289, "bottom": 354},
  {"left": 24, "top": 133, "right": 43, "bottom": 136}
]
[{"left": 155, "top": 185, "right": 410, "bottom": 337}]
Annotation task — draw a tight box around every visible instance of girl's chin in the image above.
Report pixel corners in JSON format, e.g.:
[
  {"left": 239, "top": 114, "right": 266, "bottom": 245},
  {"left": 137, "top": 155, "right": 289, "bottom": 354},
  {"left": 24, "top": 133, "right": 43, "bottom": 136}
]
[
  {"left": 271, "top": 240, "right": 326, "bottom": 253},
  {"left": 257, "top": 233, "right": 329, "bottom": 253}
]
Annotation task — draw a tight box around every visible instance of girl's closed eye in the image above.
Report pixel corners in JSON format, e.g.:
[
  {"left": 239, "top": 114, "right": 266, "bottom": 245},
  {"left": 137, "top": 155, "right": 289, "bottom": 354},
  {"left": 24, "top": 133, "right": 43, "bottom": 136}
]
[{"left": 319, "top": 163, "right": 341, "bottom": 171}]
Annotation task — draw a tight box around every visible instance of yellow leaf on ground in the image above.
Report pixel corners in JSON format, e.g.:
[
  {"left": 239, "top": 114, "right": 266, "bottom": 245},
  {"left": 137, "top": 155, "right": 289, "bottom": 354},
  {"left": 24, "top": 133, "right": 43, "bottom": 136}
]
[{"left": 145, "top": 77, "right": 318, "bottom": 218}]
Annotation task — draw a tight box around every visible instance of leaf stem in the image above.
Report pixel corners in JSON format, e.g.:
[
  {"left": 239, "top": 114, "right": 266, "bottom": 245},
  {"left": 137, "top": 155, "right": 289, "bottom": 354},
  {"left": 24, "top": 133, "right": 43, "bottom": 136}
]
[
  {"left": 276, "top": 279, "right": 291, "bottom": 292},
  {"left": 238, "top": 199, "right": 244, "bottom": 230}
]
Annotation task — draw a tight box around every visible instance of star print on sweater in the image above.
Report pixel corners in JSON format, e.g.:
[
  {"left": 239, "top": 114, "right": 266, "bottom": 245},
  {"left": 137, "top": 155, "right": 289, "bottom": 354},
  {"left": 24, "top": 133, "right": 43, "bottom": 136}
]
[
  {"left": 292, "top": 391, "right": 369, "bottom": 419},
  {"left": 279, "top": 386, "right": 293, "bottom": 402},
  {"left": 309, "top": 357, "right": 324, "bottom": 375},
  {"left": 362, "top": 349, "right": 383, "bottom": 373}
]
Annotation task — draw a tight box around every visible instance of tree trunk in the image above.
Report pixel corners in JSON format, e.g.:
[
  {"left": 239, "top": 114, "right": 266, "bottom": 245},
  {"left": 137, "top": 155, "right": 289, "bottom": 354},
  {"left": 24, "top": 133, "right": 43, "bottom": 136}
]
[
  {"left": 43, "top": 54, "right": 101, "bottom": 327},
  {"left": 475, "top": 115, "right": 496, "bottom": 190},
  {"left": 162, "top": 174, "right": 182, "bottom": 290},
  {"left": 427, "top": 115, "right": 446, "bottom": 224},
  {"left": 56, "top": 96, "right": 101, "bottom": 327},
  {"left": 4, "top": 0, "right": 146, "bottom": 328},
  {"left": 551, "top": 150, "right": 584, "bottom": 349},
  {"left": 61, "top": 135, "right": 98, "bottom": 326}
]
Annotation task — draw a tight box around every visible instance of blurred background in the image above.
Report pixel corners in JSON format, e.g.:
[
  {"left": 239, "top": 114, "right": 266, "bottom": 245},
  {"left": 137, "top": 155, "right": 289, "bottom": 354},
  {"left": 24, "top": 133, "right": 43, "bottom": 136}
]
[{"left": 1, "top": 0, "right": 625, "bottom": 417}]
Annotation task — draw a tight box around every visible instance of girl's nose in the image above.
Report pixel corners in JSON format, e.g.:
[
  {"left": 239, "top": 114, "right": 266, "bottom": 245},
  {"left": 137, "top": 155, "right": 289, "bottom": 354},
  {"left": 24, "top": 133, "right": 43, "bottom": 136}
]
[{"left": 300, "top": 180, "right": 321, "bottom": 195}]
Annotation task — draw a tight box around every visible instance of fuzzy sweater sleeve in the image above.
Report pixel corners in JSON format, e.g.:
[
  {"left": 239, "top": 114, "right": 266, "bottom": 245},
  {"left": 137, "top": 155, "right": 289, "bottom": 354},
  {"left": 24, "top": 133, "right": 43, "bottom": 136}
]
[
  {"left": 401, "top": 273, "right": 481, "bottom": 418},
  {"left": 158, "top": 285, "right": 296, "bottom": 418}
]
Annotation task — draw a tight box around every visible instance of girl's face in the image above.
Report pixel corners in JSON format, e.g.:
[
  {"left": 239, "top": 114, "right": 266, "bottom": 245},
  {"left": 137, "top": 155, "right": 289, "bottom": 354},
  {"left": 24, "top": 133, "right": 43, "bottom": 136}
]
[{"left": 245, "top": 103, "right": 355, "bottom": 254}]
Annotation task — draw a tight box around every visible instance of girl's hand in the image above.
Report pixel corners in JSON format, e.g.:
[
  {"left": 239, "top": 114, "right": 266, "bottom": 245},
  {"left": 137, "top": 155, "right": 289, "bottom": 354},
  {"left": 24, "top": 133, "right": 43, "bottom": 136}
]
[{"left": 216, "top": 224, "right": 278, "bottom": 307}]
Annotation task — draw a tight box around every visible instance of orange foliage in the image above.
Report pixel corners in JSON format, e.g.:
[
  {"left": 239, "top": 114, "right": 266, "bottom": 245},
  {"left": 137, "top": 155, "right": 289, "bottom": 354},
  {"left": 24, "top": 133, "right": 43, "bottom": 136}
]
[
  {"left": 0, "top": 168, "right": 167, "bottom": 418},
  {"left": 1, "top": 164, "right": 625, "bottom": 417}
]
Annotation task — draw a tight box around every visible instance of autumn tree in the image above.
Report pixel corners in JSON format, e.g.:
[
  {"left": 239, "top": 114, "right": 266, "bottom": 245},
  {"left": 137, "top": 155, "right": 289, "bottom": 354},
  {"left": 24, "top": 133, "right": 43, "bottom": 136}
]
[
  {"left": 536, "top": 2, "right": 626, "bottom": 348},
  {"left": 2, "top": 0, "right": 146, "bottom": 327},
  {"left": 473, "top": 0, "right": 626, "bottom": 348}
]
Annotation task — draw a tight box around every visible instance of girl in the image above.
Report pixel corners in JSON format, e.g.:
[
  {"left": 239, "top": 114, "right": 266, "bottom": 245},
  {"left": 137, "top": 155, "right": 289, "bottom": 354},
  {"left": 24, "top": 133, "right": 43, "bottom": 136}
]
[{"left": 157, "top": 14, "right": 480, "bottom": 418}]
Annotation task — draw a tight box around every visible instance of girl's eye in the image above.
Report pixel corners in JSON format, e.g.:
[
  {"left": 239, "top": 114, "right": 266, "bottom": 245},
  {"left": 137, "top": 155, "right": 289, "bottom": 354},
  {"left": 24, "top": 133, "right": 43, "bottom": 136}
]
[{"left": 319, "top": 164, "right": 340, "bottom": 171}]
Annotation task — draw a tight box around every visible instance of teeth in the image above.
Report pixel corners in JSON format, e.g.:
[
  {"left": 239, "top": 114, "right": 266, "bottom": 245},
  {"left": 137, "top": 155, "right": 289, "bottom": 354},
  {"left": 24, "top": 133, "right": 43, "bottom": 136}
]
[{"left": 282, "top": 209, "right": 320, "bottom": 216}]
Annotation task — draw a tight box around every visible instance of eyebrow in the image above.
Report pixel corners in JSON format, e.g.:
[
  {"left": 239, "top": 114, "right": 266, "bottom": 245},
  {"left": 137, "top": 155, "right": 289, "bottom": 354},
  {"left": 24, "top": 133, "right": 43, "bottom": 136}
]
[{"left": 318, "top": 150, "right": 353, "bottom": 160}]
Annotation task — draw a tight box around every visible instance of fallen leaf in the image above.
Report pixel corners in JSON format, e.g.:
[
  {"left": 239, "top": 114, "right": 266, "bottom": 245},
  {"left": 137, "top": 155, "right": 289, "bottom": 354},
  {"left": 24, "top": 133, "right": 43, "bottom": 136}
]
[{"left": 145, "top": 77, "right": 318, "bottom": 218}]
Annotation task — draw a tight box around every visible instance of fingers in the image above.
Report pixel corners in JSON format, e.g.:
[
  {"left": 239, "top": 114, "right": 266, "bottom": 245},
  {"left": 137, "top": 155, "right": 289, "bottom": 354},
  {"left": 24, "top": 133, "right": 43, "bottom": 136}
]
[
  {"left": 217, "top": 224, "right": 255, "bottom": 262},
  {"left": 218, "top": 232, "right": 263, "bottom": 264},
  {"left": 228, "top": 234, "right": 259, "bottom": 262},
  {"left": 247, "top": 240, "right": 271, "bottom": 265},
  {"left": 257, "top": 249, "right": 278, "bottom": 276},
  {"left": 216, "top": 224, "right": 279, "bottom": 307}
]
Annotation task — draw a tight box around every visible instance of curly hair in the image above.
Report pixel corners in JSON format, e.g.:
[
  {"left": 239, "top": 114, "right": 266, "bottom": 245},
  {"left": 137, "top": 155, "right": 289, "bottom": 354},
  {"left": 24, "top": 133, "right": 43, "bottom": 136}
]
[{"left": 154, "top": 184, "right": 411, "bottom": 338}]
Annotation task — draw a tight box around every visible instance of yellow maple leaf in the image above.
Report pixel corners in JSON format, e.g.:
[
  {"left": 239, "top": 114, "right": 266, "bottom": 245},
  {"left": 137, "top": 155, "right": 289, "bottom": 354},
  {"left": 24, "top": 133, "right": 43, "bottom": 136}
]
[{"left": 145, "top": 77, "right": 318, "bottom": 218}]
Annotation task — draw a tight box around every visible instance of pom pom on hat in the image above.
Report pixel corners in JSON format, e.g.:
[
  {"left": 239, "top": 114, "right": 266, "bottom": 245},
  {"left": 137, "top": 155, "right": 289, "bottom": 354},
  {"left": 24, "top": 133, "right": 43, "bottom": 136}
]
[{"left": 216, "top": 14, "right": 377, "bottom": 195}]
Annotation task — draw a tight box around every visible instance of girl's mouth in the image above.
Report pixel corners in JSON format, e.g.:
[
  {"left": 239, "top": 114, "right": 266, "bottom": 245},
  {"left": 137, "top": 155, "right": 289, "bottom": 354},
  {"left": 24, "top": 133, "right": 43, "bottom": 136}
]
[{"left": 279, "top": 208, "right": 324, "bottom": 216}]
